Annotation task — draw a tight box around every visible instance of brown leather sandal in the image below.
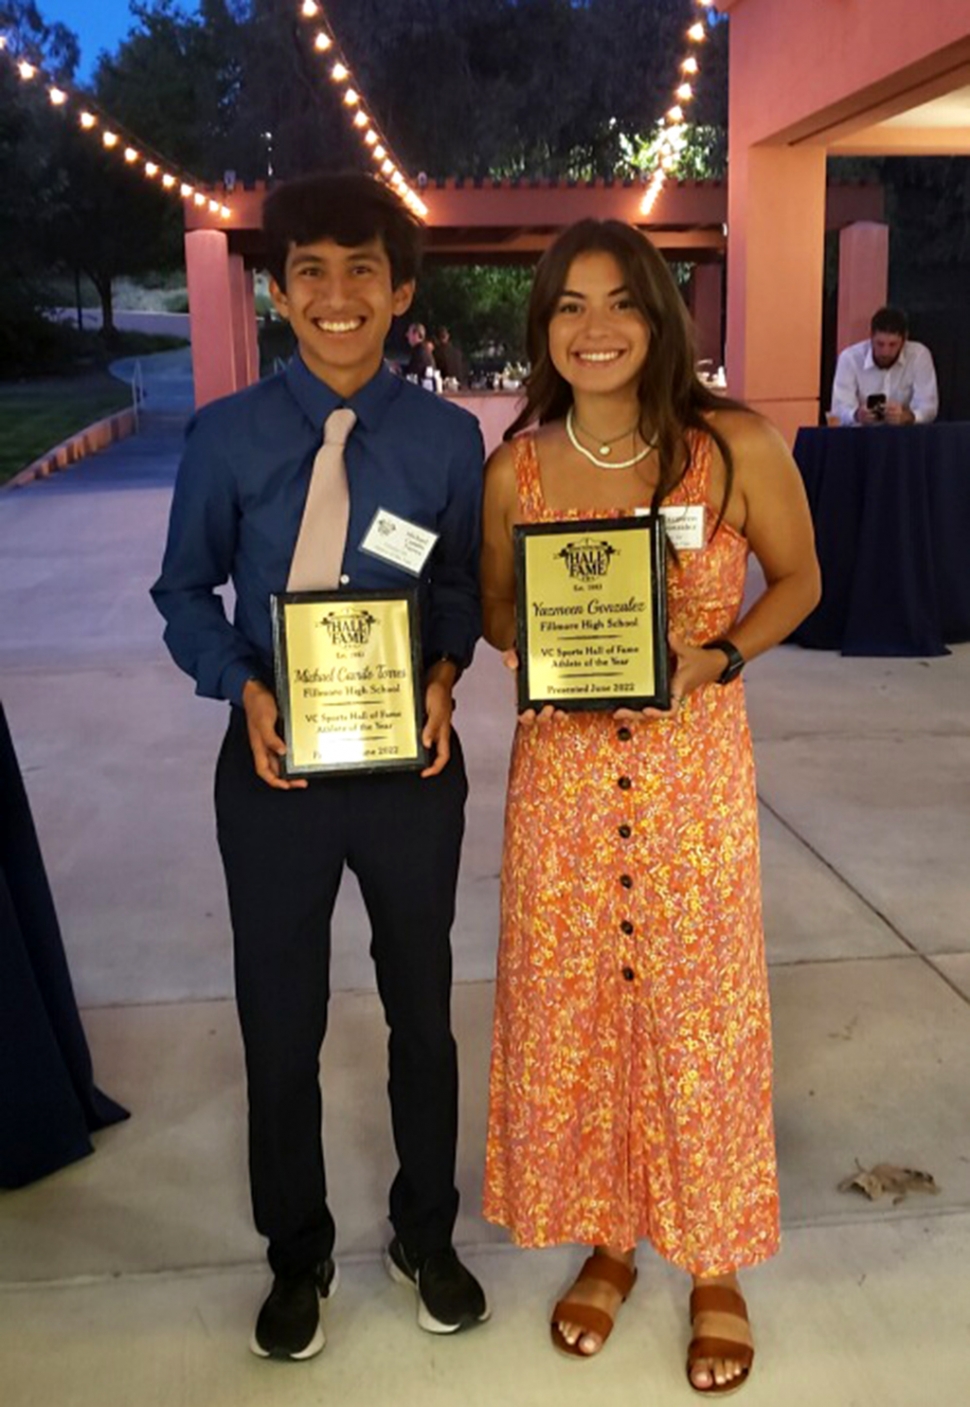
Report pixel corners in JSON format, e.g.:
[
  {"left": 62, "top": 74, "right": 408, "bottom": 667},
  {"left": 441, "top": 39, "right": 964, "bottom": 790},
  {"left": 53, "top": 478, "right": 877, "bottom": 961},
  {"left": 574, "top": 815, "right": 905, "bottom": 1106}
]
[
  {"left": 550, "top": 1252, "right": 638, "bottom": 1358},
  {"left": 686, "top": 1284, "right": 754, "bottom": 1395}
]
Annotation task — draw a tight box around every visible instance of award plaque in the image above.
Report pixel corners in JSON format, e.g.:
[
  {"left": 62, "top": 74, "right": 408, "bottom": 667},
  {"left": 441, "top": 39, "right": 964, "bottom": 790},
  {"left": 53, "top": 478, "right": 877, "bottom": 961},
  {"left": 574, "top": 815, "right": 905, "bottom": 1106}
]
[
  {"left": 513, "top": 515, "right": 669, "bottom": 712},
  {"left": 271, "top": 589, "right": 428, "bottom": 778}
]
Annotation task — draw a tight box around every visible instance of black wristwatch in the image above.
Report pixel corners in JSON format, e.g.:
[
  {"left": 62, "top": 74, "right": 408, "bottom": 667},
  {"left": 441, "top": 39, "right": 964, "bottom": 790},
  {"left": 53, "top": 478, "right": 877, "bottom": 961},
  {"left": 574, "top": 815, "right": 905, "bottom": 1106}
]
[{"left": 703, "top": 638, "right": 745, "bottom": 684}]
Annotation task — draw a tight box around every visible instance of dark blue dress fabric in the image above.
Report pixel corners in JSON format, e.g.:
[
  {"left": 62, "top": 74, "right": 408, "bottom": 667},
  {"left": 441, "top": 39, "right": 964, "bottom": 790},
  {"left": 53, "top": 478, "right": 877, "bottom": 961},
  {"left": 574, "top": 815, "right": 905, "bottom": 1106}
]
[{"left": 0, "top": 704, "right": 128, "bottom": 1188}]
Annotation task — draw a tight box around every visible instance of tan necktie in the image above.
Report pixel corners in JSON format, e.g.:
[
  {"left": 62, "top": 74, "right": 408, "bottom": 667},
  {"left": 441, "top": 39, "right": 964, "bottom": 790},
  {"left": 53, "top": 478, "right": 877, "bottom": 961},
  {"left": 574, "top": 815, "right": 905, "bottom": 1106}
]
[{"left": 287, "top": 407, "right": 357, "bottom": 592}]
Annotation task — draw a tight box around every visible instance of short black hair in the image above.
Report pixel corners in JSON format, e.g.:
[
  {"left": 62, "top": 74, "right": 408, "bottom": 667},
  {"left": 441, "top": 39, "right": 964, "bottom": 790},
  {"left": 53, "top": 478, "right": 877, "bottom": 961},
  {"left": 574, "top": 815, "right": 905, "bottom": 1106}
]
[
  {"left": 262, "top": 172, "right": 423, "bottom": 290},
  {"left": 871, "top": 306, "right": 908, "bottom": 337}
]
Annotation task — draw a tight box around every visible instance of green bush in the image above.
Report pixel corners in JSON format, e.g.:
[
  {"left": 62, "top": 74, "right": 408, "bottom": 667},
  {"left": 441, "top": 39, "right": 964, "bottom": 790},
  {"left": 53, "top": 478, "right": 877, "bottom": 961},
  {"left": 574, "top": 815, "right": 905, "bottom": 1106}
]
[{"left": 0, "top": 304, "right": 90, "bottom": 378}]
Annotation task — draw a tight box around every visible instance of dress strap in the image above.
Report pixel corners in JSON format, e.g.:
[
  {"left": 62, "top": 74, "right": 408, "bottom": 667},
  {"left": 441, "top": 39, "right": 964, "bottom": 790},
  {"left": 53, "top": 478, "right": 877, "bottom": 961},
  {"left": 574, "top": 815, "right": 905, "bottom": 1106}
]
[
  {"left": 511, "top": 433, "right": 545, "bottom": 520},
  {"left": 675, "top": 428, "right": 713, "bottom": 507}
]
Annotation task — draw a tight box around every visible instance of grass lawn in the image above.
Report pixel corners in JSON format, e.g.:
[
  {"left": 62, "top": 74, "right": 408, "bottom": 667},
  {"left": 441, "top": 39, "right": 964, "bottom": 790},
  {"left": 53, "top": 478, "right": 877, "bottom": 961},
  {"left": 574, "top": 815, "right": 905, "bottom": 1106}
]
[{"left": 0, "top": 373, "right": 133, "bottom": 485}]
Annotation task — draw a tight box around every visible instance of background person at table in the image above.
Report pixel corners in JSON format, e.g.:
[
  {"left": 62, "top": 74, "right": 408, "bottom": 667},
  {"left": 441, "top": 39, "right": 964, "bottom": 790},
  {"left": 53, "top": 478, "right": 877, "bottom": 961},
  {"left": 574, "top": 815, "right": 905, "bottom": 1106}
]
[
  {"left": 481, "top": 218, "right": 820, "bottom": 1394},
  {"left": 433, "top": 326, "right": 468, "bottom": 387},
  {"left": 830, "top": 306, "right": 938, "bottom": 426},
  {"left": 151, "top": 172, "right": 487, "bottom": 1362},
  {"left": 404, "top": 320, "right": 436, "bottom": 380}
]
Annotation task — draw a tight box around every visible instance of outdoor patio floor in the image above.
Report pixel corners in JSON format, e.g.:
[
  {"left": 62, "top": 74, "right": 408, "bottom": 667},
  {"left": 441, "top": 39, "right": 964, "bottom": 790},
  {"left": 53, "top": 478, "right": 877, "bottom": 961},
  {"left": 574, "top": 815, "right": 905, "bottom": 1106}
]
[{"left": 1, "top": 394, "right": 968, "bottom": 1407}]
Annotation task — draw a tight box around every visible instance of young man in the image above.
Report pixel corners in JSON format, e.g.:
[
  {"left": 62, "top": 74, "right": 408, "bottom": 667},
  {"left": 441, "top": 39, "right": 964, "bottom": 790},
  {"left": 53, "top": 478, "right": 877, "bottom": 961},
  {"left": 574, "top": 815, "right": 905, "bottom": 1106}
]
[
  {"left": 403, "top": 320, "right": 436, "bottom": 380},
  {"left": 151, "top": 173, "right": 487, "bottom": 1360},
  {"left": 830, "top": 305, "right": 939, "bottom": 426}
]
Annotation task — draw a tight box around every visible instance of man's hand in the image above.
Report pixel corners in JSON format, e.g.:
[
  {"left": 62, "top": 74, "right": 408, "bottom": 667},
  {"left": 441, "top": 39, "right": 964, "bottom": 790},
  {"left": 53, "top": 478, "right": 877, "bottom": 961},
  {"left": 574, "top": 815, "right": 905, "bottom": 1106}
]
[
  {"left": 884, "top": 401, "right": 915, "bottom": 426},
  {"left": 421, "top": 660, "right": 457, "bottom": 778},
  {"left": 242, "top": 679, "right": 307, "bottom": 790},
  {"left": 854, "top": 405, "right": 879, "bottom": 425}
]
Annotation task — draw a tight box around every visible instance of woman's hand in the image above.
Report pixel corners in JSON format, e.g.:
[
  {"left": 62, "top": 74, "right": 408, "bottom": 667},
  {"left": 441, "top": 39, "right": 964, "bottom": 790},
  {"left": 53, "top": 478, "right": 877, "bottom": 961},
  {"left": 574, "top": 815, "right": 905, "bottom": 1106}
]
[
  {"left": 503, "top": 647, "right": 566, "bottom": 727},
  {"left": 613, "top": 630, "right": 725, "bottom": 722}
]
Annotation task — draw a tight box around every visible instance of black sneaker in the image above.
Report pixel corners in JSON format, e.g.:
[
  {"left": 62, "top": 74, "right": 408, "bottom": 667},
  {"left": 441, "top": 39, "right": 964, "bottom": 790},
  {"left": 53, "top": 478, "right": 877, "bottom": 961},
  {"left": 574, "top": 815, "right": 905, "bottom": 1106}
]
[
  {"left": 249, "top": 1258, "right": 339, "bottom": 1360},
  {"left": 384, "top": 1237, "right": 489, "bottom": 1334}
]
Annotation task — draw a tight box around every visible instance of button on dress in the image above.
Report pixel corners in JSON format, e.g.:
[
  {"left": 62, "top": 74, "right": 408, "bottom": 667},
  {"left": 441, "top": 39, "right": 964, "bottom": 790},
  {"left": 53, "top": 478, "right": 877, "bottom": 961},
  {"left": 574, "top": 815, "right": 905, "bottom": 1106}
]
[{"left": 483, "top": 432, "right": 780, "bottom": 1275}]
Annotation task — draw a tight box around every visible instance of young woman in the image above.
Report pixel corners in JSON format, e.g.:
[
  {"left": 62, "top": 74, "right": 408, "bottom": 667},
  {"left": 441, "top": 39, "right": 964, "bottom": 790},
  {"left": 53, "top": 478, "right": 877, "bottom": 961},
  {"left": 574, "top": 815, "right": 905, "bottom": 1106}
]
[{"left": 481, "top": 219, "right": 820, "bottom": 1395}]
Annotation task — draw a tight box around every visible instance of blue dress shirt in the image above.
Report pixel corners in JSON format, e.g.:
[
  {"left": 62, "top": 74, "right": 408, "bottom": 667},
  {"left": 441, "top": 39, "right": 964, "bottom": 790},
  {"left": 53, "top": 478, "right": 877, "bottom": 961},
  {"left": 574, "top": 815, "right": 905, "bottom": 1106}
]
[{"left": 151, "top": 356, "right": 484, "bottom": 705}]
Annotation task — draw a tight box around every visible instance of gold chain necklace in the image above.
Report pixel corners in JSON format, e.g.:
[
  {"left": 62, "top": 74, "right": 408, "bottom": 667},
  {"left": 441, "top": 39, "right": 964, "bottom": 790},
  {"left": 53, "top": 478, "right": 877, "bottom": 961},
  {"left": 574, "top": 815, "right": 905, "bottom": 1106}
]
[{"left": 566, "top": 407, "right": 656, "bottom": 470}]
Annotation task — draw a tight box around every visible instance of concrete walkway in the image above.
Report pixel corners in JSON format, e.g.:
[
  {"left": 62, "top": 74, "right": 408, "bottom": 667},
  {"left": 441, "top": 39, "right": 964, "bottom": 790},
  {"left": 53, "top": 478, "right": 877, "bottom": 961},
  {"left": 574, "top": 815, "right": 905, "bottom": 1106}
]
[{"left": 1, "top": 403, "right": 968, "bottom": 1407}]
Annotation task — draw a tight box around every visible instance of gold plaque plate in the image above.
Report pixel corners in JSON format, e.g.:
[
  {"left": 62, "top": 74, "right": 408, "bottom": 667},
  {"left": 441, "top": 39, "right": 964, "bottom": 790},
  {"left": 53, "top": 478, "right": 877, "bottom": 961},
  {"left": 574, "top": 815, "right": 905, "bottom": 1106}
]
[
  {"left": 514, "top": 516, "right": 669, "bottom": 711},
  {"left": 271, "top": 589, "right": 427, "bottom": 777}
]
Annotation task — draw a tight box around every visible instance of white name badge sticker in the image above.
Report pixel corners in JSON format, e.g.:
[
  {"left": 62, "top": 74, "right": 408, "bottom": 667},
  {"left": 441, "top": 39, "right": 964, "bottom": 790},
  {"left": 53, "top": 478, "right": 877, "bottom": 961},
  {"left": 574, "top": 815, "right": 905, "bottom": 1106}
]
[
  {"left": 360, "top": 508, "right": 439, "bottom": 577},
  {"left": 635, "top": 504, "right": 705, "bottom": 550}
]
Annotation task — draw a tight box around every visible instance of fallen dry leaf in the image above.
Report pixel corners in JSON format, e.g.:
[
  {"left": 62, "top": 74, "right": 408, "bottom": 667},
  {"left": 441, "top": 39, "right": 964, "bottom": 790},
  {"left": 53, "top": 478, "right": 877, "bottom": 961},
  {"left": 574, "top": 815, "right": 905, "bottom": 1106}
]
[{"left": 837, "top": 1161, "right": 939, "bottom": 1204}]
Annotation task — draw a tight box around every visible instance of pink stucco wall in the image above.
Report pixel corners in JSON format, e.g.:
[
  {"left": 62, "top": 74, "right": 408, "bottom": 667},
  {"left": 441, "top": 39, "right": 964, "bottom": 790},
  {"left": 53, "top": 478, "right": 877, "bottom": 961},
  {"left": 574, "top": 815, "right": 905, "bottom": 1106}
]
[
  {"left": 717, "top": 0, "right": 970, "bottom": 146},
  {"left": 716, "top": 0, "right": 970, "bottom": 441}
]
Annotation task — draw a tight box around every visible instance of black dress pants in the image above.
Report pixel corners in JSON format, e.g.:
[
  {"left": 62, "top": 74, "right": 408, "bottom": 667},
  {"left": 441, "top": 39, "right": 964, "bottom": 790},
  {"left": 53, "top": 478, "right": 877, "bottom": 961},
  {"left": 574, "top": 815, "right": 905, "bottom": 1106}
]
[{"left": 214, "top": 708, "right": 467, "bottom": 1277}]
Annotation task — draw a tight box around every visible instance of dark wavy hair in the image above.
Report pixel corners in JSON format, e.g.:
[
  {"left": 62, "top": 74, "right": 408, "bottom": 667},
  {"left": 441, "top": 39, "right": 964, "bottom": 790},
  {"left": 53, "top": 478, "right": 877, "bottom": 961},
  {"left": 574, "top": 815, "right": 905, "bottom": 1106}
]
[
  {"left": 262, "top": 172, "right": 423, "bottom": 291},
  {"left": 871, "top": 305, "right": 908, "bottom": 337},
  {"left": 506, "top": 219, "right": 749, "bottom": 524}
]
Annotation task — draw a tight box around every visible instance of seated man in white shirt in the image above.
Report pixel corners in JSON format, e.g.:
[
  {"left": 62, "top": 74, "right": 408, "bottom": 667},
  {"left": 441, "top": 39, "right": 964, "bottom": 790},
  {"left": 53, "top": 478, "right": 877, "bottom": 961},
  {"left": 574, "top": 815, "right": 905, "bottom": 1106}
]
[{"left": 830, "top": 306, "right": 939, "bottom": 426}]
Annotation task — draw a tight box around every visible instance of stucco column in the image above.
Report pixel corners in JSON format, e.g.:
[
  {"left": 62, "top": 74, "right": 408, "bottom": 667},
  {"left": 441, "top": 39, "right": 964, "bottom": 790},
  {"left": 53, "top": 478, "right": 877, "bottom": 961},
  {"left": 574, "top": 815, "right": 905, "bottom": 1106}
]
[
  {"left": 724, "top": 143, "right": 827, "bottom": 444},
  {"left": 837, "top": 221, "right": 889, "bottom": 353},
  {"left": 185, "top": 229, "right": 253, "bottom": 409},
  {"left": 689, "top": 262, "right": 724, "bottom": 370},
  {"left": 228, "top": 254, "right": 260, "bottom": 388}
]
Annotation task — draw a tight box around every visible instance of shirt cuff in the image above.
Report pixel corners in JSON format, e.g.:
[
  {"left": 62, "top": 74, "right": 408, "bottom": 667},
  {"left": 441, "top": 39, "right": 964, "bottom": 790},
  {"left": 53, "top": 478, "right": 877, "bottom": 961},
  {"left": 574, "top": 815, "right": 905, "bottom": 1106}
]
[{"left": 220, "top": 658, "right": 267, "bottom": 707}]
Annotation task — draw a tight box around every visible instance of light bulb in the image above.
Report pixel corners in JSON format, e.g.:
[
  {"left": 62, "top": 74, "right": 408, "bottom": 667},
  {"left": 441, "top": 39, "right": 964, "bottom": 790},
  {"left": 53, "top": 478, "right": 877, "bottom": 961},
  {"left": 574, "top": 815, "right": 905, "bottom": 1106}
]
[
  {"left": 331, "top": 62, "right": 348, "bottom": 82},
  {"left": 145, "top": 162, "right": 159, "bottom": 177},
  {"left": 124, "top": 147, "right": 138, "bottom": 162},
  {"left": 80, "top": 111, "right": 97, "bottom": 128},
  {"left": 102, "top": 131, "right": 119, "bottom": 148},
  {"left": 18, "top": 61, "right": 36, "bottom": 80},
  {"left": 314, "top": 32, "right": 332, "bottom": 52},
  {"left": 49, "top": 87, "right": 67, "bottom": 105}
]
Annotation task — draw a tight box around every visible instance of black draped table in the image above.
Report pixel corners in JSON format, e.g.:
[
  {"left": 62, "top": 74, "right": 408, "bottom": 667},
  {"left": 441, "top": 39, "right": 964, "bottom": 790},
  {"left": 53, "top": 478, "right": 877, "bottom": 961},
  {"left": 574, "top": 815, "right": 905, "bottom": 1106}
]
[
  {"left": 0, "top": 702, "right": 128, "bottom": 1188},
  {"left": 791, "top": 423, "right": 970, "bottom": 656}
]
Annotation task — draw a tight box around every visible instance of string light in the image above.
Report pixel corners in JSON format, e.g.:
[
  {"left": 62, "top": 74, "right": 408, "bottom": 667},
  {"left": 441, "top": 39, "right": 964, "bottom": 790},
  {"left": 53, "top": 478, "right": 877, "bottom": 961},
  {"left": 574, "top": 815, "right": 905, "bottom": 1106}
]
[
  {"left": 0, "top": 36, "right": 232, "bottom": 218},
  {"left": 295, "top": 2, "right": 428, "bottom": 219},
  {"left": 640, "top": 0, "right": 714, "bottom": 217}
]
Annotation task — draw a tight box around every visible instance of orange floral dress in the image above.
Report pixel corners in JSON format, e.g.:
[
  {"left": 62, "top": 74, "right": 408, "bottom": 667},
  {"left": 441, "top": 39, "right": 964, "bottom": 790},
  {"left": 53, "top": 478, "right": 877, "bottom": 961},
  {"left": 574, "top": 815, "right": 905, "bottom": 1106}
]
[{"left": 482, "top": 432, "right": 780, "bottom": 1276}]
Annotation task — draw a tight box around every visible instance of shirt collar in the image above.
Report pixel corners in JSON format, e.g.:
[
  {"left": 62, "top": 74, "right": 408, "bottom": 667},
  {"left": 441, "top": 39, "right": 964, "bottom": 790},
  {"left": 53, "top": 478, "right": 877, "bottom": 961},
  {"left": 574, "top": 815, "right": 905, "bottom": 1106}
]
[{"left": 285, "top": 353, "right": 401, "bottom": 434}]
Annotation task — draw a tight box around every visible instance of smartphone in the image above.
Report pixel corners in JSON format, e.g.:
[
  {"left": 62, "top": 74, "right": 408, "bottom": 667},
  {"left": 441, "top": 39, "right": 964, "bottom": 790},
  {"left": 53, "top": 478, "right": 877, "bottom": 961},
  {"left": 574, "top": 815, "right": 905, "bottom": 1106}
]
[{"left": 866, "top": 393, "right": 886, "bottom": 419}]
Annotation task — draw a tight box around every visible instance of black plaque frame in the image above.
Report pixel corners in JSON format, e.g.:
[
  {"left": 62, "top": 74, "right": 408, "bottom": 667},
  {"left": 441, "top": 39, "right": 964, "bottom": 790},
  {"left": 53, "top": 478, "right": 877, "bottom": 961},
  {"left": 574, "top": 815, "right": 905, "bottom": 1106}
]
[
  {"left": 271, "top": 587, "right": 428, "bottom": 778},
  {"left": 513, "top": 515, "right": 670, "bottom": 713}
]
